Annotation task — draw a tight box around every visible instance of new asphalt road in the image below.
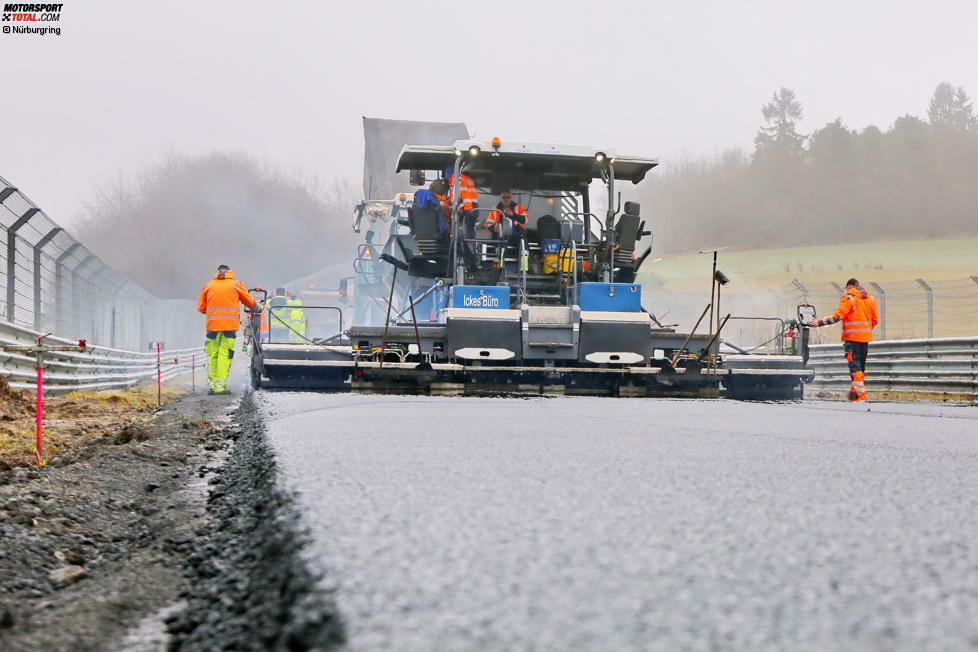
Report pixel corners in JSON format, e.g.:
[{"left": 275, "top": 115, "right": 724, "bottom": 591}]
[{"left": 259, "top": 394, "right": 978, "bottom": 651}]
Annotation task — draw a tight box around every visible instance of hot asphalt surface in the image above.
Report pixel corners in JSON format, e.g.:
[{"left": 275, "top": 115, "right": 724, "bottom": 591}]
[{"left": 259, "top": 394, "right": 978, "bottom": 651}]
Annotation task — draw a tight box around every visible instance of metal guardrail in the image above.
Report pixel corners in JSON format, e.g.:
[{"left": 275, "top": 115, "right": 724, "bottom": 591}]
[
  {"left": 808, "top": 336, "right": 978, "bottom": 401},
  {"left": 0, "top": 320, "right": 202, "bottom": 396}
]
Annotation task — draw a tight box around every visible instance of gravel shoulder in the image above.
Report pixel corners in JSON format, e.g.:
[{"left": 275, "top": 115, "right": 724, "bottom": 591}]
[
  {"left": 0, "top": 378, "right": 344, "bottom": 652},
  {"left": 0, "top": 389, "right": 236, "bottom": 651}
]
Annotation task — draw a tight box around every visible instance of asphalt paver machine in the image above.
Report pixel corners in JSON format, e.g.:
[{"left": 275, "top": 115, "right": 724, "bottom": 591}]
[{"left": 250, "top": 138, "right": 812, "bottom": 397}]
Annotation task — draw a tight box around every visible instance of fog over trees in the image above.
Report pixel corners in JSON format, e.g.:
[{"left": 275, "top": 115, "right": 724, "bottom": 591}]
[
  {"left": 74, "top": 83, "right": 978, "bottom": 299},
  {"left": 638, "top": 82, "right": 978, "bottom": 254},
  {"left": 75, "top": 152, "right": 358, "bottom": 299}
]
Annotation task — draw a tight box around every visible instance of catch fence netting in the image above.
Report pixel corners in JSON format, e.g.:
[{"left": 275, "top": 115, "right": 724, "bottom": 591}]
[{"left": 0, "top": 174, "right": 198, "bottom": 351}]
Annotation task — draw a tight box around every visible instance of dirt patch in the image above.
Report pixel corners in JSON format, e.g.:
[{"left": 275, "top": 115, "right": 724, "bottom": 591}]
[
  {"left": 0, "top": 391, "right": 236, "bottom": 651},
  {"left": 0, "top": 377, "right": 34, "bottom": 420},
  {"left": 0, "top": 381, "right": 184, "bottom": 471}
]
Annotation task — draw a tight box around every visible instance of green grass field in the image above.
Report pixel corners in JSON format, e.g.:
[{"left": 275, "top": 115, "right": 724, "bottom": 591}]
[
  {"left": 640, "top": 238, "right": 978, "bottom": 288},
  {"left": 638, "top": 238, "right": 978, "bottom": 342}
]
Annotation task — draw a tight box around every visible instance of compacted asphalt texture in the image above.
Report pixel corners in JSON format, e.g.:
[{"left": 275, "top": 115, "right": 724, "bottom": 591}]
[{"left": 258, "top": 394, "right": 978, "bottom": 651}]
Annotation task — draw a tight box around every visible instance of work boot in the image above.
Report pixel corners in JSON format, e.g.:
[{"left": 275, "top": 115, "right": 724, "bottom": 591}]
[{"left": 848, "top": 390, "right": 859, "bottom": 402}]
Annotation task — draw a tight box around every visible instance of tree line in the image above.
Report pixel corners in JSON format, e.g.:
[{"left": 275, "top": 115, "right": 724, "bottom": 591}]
[
  {"left": 75, "top": 152, "right": 358, "bottom": 299},
  {"left": 637, "top": 82, "right": 978, "bottom": 254}
]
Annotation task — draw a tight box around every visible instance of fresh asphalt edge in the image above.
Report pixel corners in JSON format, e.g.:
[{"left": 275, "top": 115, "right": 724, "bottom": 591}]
[{"left": 165, "top": 392, "right": 345, "bottom": 651}]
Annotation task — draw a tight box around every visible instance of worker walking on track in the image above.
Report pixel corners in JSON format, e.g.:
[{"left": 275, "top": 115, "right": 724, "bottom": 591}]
[
  {"left": 197, "top": 265, "right": 256, "bottom": 394},
  {"left": 807, "top": 278, "right": 879, "bottom": 402}
]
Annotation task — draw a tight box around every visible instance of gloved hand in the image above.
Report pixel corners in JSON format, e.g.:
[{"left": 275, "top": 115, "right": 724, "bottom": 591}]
[{"left": 806, "top": 320, "right": 818, "bottom": 328}]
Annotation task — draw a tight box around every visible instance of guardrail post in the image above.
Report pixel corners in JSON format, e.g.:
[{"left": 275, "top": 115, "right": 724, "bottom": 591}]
[
  {"left": 6, "top": 208, "right": 39, "bottom": 322},
  {"left": 915, "top": 278, "right": 933, "bottom": 339},
  {"left": 830, "top": 281, "right": 844, "bottom": 295},
  {"left": 0, "top": 186, "right": 17, "bottom": 204},
  {"left": 868, "top": 282, "right": 886, "bottom": 340},
  {"left": 33, "top": 227, "right": 63, "bottom": 331}
]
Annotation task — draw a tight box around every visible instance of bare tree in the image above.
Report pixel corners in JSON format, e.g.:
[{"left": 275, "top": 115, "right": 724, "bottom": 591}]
[{"left": 75, "top": 151, "right": 359, "bottom": 299}]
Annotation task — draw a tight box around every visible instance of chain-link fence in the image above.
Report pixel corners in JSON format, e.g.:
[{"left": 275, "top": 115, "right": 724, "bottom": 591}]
[{"left": 0, "top": 174, "right": 198, "bottom": 350}]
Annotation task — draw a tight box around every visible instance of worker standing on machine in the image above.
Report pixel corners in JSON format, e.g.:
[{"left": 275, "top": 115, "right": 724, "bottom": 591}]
[
  {"left": 445, "top": 166, "right": 479, "bottom": 238},
  {"left": 267, "top": 287, "right": 290, "bottom": 343},
  {"left": 807, "top": 278, "right": 879, "bottom": 402},
  {"left": 287, "top": 291, "right": 306, "bottom": 343},
  {"left": 197, "top": 264, "right": 256, "bottom": 395}
]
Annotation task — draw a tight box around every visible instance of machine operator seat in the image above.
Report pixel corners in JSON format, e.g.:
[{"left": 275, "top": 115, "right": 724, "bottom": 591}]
[
  {"left": 612, "top": 202, "right": 642, "bottom": 283},
  {"left": 407, "top": 205, "right": 450, "bottom": 278},
  {"left": 536, "top": 215, "right": 561, "bottom": 241}
]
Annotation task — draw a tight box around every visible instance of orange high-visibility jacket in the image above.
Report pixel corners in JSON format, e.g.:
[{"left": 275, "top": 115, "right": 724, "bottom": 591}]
[
  {"left": 447, "top": 173, "right": 479, "bottom": 211},
  {"left": 485, "top": 201, "right": 528, "bottom": 230},
  {"left": 816, "top": 285, "right": 879, "bottom": 342},
  {"left": 197, "top": 269, "right": 256, "bottom": 332}
]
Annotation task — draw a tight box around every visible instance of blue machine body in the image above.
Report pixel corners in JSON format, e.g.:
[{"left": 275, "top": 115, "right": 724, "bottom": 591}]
[
  {"left": 410, "top": 280, "right": 446, "bottom": 322},
  {"left": 578, "top": 282, "right": 642, "bottom": 312},
  {"left": 541, "top": 239, "right": 561, "bottom": 254},
  {"left": 448, "top": 285, "right": 511, "bottom": 309}
]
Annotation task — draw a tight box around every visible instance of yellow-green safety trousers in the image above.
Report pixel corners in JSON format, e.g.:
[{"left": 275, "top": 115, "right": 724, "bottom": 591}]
[
  {"left": 287, "top": 299, "right": 306, "bottom": 343},
  {"left": 205, "top": 330, "right": 236, "bottom": 392}
]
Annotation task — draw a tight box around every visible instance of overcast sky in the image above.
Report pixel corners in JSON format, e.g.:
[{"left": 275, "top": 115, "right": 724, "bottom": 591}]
[{"left": 2, "top": 0, "right": 976, "bottom": 226}]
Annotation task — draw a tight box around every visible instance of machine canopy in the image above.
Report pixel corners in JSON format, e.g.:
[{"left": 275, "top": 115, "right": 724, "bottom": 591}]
[{"left": 395, "top": 140, "right": 658, "bottom": 192}]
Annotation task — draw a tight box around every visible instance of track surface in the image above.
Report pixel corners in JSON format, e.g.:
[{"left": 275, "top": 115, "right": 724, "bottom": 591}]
[{"left": 259, "top": 394, "right": 978, "bottom": 651}]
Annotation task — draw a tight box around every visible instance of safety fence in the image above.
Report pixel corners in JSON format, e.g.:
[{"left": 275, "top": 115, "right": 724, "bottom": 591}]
[
  {"left": 0, "top": 319, "right": 202, "bottom": 397},
  {"left": 784, "top": 278, "right": 978, "bottom": 341},
  {"left": 645, "top": 277, "right": 978, "bottom": 352},
  {"left": 807, "top": 337, "right": 978, "bottom": 402},
  {"left": 0, "top": 174, "right": 198, "bottom": 351}
]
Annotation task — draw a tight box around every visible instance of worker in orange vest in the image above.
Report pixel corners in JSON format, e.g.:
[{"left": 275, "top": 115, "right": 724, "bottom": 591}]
[
  {"left": 197, "top": 265, "right": 256, "bottom": 394},
  {"left": 445, "top": 166, "right": 479, "bottom": 238},
  {"left": 485, "top": 190, "right": 528, "bottom": 238},
  {"left": 807, "top": 278, "right": 879, "bottom": 402}
]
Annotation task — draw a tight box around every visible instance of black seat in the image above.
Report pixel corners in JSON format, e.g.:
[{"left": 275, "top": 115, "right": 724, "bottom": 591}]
[
  {"left": 407, "top": 206, "right": 449, "bottom": 278},
  {"left": 612, "top": 203, "right": 642, "bottom": 282},
  {"left": 536, "top": 215, "right": 561, "bottom": 241}
]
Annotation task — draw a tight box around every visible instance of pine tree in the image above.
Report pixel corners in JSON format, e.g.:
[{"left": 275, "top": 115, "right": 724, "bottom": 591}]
[{"left": 753, "top": 87, "right": 806, "bottom": 159}]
